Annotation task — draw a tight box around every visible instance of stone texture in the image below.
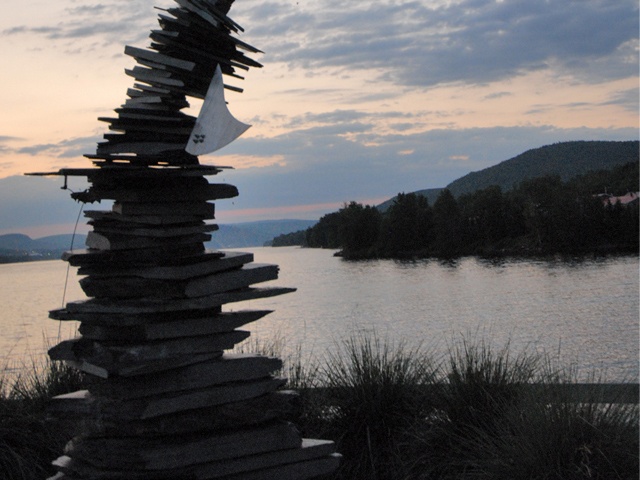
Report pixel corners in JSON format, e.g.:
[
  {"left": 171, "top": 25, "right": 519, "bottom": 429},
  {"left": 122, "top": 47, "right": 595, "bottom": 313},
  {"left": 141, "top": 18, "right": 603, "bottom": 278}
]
[
  {"left": 52, "top": 439, "right": 337, "bottom": 479},
  {"left": 78, "top": 263, "right": 278, "bottom": 299},
  {"left": 62, "top": 243, "right": 207, "bottom": 266},
  {"left": 62, "top": 287, "right": 296, "bottom": 314},
  {"left": 49, "top": 332, "right": 249, "bottom": 377},
  {"left": 49, "top": 390, "right": 301, "bottom": 436},
  {"left": 39, "top": 2, "right": 338, "bottom": 478},
  {"left": 84, "top": 210, "right": 211, "bottom": 225},
  {"left": 78, "top": 310, "right": 272, "bottom": 340},
  {"left": 89, "top": 221, "right": 219, "bottom": 237},
  {"left": 87, "top": 354, "right": 283, "bottom": 399},
  {"left": 85, "top": 231, "right": 211, "bottom": 250},
  {"left": 112, "top": 201, "right": 215, "bottom": 217},
  {"left": 65, "top": 422, "right": 302, "bottom": 470},
  {"left": 77, "top": 250, "right": 252, "bottom": 280},
  {"left": 74, "top": 183, "right": 239, "bottom": 202}
]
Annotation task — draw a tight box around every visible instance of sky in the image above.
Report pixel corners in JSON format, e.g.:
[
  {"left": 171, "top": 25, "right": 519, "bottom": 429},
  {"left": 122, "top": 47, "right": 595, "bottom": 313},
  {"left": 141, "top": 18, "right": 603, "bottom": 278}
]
[{"left": 0, "top": 0, "right": 638, "bottom": 236}]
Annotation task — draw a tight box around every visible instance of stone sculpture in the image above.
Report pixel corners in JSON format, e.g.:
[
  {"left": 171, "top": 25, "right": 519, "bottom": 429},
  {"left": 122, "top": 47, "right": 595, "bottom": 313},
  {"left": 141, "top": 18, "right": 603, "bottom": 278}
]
[{"left": 28, "top": 1, "right": 340, "bottom": 478}]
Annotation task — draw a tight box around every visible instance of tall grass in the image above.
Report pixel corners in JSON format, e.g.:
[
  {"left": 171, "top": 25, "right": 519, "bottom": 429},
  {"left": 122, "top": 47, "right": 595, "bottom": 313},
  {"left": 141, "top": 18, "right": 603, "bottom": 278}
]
[
  {"left": 283, "top": 333, "right": 638, "bottom": 480},
  {"left": 313, "top": 333, "right": 437, "bottom": 480},
  {"left": 457, "top": 388, "right": 640, "bottom": 480},
  {"left": 0, "top": 357, "right": 86, "bottom": 480},
  {"left": 1, "top": 334, "right": 637, "bottom": 480}
]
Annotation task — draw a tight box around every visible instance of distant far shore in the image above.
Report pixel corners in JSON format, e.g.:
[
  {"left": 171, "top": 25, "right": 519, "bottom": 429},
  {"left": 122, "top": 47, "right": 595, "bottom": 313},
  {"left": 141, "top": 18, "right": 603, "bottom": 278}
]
[{"left": 0, "top": 252, "right": 64, "bottom": 264}]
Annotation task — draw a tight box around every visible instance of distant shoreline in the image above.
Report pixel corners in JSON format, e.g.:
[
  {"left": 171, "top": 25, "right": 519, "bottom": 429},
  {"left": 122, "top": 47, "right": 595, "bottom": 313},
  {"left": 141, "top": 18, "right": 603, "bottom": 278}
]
[
  {"left": 334, "top": 245, "right": 640, "bottom": 261},
  {"left": 0, "top": 252, "right": 63, "bottom": 265}
]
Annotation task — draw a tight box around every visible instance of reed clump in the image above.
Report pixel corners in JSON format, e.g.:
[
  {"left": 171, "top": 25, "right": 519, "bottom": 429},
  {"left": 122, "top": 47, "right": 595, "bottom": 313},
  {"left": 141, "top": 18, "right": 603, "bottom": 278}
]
[
  {"left": 1, "top": 334, "right": 638, "bottom": 480},
  {"left": 0, "top": 357, "right": 87, "bottom": 480},
  {"left": 284, "top": 334, "right": 639, "bottom": 480},
  {"left": 309, "top": 333, "right": 437, "bottom": 480}
]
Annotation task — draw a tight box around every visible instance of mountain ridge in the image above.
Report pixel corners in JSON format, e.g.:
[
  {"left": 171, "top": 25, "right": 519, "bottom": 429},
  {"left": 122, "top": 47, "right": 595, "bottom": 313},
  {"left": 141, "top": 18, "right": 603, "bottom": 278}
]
[{"left": 378, "top": 140, "right": 639, "bottom": 210}]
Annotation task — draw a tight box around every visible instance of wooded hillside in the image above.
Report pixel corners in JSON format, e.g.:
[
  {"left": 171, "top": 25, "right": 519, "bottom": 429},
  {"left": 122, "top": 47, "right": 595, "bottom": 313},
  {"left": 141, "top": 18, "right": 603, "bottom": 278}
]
[
  {"left": 274, "top": 160, "right": 639, "bottom": 258},
  {"left": 378, "top": 140, "right": 638, "bottom": 211}
]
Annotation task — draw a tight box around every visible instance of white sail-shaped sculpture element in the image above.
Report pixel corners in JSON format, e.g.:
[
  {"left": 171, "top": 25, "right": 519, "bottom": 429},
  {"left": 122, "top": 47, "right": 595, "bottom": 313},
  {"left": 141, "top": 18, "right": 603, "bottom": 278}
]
[{"left": 186, "top": 65, "right": 251, "bottom": 155}]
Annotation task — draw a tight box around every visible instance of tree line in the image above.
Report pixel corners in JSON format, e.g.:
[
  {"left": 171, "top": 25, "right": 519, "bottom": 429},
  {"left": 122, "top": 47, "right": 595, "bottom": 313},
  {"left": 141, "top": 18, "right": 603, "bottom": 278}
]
[{"left": 272, "top": 162, "right": 639, "bottom": 258}]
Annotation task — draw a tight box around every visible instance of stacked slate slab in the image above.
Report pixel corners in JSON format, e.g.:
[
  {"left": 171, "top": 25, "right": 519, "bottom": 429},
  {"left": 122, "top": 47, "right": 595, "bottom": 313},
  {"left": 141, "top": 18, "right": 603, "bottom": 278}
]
[
  {"left": 44, "top": 166, "right": 339, "bottom": 480},
  {"left": 29, "top": 0, "right": 340, "bottom": 478},
  {"left": 89, "top": 0, "right": 261, "bottom": 167}
]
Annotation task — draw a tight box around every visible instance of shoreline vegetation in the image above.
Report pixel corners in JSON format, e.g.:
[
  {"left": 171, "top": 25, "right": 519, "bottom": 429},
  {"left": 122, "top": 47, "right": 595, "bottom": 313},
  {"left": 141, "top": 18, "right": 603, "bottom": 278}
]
[
  {"left": 272, "top": 162, "right": 639, "bottom": 260},
  {"left": 2, "top": 335, "right": 638, "bottom": 480}
]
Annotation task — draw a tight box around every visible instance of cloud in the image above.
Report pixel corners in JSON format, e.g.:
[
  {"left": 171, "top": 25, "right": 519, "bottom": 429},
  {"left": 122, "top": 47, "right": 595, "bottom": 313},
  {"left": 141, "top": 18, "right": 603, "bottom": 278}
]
[
  {"left": 484, "top": 91, "right": 512, "bottom": 100},
  {"left": 214, "top": 124, "right": 638, "bottom": 218},
  {"left": 286, "top": 110, "right": 369, "bottom": 128},
  {"left": 224, "top": 109, "right": 638, "bottom": 179},
  {"left": 603, "top": 88, "right": 640, "bottom": 113},
  {"left": 8, "top": 0, "right": 636, "bottom": 88},
  {"left": 0, "top": 0, "right": 635, "bottom": 232},
  {"left": 16, "top": 136, "right": 100, "bottom": 158},
  {"left": 0, "top": 125, "right": 635, "bottom": 231},
  {"left": 2, "top": 0, "right": 167, "bottom": 50},
  {"left": 231, "top": 0, "right": 638, "bottom": 89}
]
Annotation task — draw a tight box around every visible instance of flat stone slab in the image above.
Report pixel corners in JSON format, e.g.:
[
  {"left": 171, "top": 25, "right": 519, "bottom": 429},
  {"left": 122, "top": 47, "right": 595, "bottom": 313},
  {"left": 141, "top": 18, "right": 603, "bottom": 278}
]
[
  {"left": 185, "top": 264, "right": 279, "bottom": 297},
  {"left": 51, "top": 376, "right": 287, "bottom": 420},
  {"left": 49, "top": 332, "right": 248, "bottom": 377},
  {"left": 78, "top": 310, "right": 271, "bottom": 340},
  {"left": 112, "top": 201, "right": 215, "bottom": 217},
  {"left": 77, "top": 250, "right": 252, "bottom": 280},
  {"left": 196, "top": 440, "right": 337, "bottom": 480},
  {"left": 124, "top": 45, "right": 196, "bottom": 71},
  {"left": 85, "top": 231, "right": 211, "bottom": 250},
  {"left": 49, "top": 390, "right": 300, "bottom": 435},
  {"left": 87, "top": 354, "right": 282, "bottom": 399},
  {"left": 142, "top": 377, "right": 288, "bottom": 418},
  {"left": 66, "top": 422, "right": 302, "bottom": 469},
  {"left": 53, "top": 439, "right": 336, "bottom": 479},
  {"left": 63, "top": 287, "right": 296, "bottom": 314},
  {"left": 50, "top": 306, "right": 222, "bottom": 326},
  {"left": 68, "top": 353, "right": 223, "bottom": 378},
  {"left": 85, "top": 210, "right": 210, "bottom": 225},
  {"left": 74, "top": 183, "right": 238, "bottom": 202},
  {"left": 31, "top": 165, "right": 226, "bottom": 180},
  {"left": 79, "top": 264, "right": 279, "bottom": 299},
  {"left": 89, "top": 221, "right": 218, "bottom": 238},
  {"left": 62, "top": 243, "right": 207, "bottom": 266},
  {"left": 49, "top": 390, "right": 301, "bottom": 436}
]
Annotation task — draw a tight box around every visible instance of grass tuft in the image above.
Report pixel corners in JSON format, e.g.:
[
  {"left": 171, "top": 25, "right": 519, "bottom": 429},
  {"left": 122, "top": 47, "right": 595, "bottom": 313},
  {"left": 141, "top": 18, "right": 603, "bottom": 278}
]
[
  {"left": 0, "top": 357, "right": 86, "bottom": 480},
  {"left": 308, "top": 332, "right": 438, "bottom": 480},
  {"left": 1, "top": 333, "right": 637, "bottom": 480}
]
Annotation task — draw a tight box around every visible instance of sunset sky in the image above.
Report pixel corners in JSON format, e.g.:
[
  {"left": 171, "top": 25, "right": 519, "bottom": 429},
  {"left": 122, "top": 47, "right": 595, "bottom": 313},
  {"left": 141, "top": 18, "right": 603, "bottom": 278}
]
[{"left": 0, "top": 0, "right": 637, "bottom": 235}]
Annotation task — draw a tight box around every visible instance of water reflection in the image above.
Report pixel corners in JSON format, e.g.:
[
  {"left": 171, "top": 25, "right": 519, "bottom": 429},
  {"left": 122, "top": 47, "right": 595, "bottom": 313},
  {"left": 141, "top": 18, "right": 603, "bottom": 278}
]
[
  {"left": 243, "top": 249, "right": 638, "bottom": 382},
  {"left": 0, "top": 250, "right": 637, "bottom": 382}
]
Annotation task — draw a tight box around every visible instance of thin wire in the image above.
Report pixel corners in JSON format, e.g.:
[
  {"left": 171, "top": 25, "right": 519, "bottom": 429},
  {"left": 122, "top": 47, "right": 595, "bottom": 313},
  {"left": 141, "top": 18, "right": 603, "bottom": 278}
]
[{"left": 58, "top": 195, "right": 85, "bottom": 342}]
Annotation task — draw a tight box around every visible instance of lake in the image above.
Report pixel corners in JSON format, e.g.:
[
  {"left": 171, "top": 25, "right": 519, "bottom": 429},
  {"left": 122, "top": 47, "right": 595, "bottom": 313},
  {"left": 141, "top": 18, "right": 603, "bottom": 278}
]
[{"left": 1, "top": 248, "right": 637, "bottom": 381}]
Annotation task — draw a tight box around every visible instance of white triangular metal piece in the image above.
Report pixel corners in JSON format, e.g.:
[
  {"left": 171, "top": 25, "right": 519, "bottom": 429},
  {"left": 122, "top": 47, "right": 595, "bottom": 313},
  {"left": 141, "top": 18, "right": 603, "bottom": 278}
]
[{"left": 186, "top": 65, "right": 250, "bottom": 155}]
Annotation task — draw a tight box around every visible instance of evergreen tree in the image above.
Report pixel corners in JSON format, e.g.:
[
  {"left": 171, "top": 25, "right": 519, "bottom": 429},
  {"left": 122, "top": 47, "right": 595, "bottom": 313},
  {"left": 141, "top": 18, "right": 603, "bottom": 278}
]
[
  {"left": 459, "top": 186, "right": 510, "bottom": 251},
  {"left": 296, "top": 160, "right": 638, "bottom": 257},
  {"left": 432, "top": 189, "right": 462, "bottom": 257},
  {"left": 306, "top": 211, "right": 342, "bottom": 248},
  {"left": 377, "top": 193, "right": 433, "bottom": 256},
  {"left": 338, "top": 202, "right": 382, "bottom": 256}
]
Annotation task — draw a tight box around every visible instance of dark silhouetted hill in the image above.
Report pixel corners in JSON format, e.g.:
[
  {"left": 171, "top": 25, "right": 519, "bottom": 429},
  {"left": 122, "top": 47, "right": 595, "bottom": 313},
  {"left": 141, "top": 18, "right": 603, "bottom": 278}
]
[
  {"left": 0, "top": 234, "right": 87, "bottom": 262},
  {"left": 378, "top": 140, "right": 638, "bottom": 210}
]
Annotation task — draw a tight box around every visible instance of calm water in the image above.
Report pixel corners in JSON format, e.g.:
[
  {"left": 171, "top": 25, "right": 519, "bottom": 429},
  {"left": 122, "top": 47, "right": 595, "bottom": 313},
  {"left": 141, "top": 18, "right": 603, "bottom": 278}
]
[{"left": 1, "top": 248, "right": 638, "bottom": 381}]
